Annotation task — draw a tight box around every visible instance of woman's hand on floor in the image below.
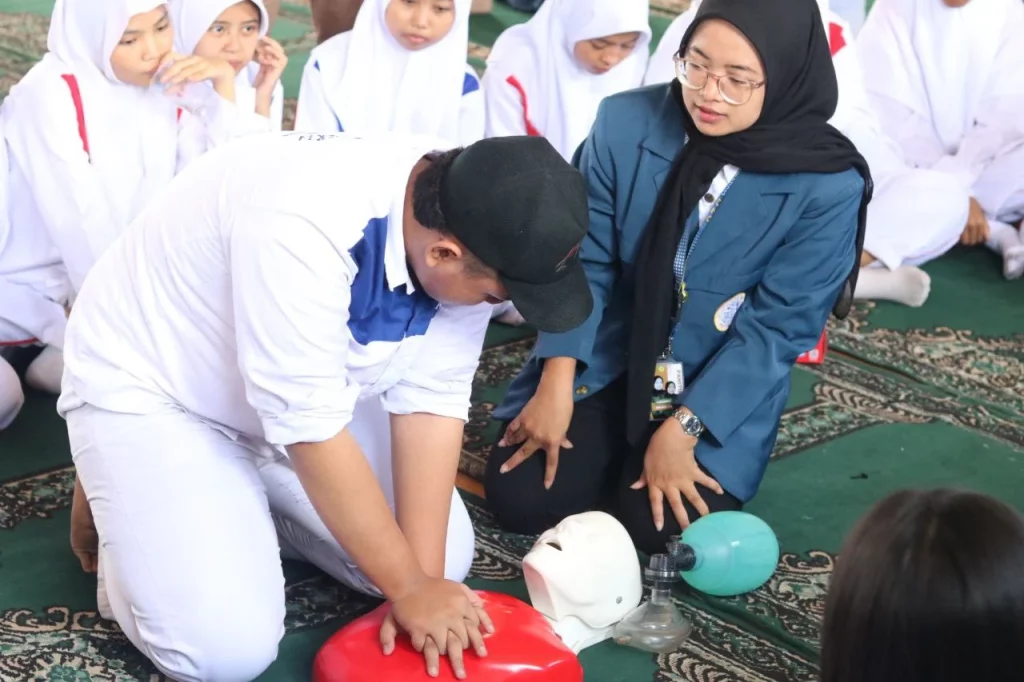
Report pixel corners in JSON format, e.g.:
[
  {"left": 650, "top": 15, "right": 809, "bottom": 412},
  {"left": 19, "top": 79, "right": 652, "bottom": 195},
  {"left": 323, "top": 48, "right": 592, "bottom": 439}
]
[
  {"left": 497, "top": 384, "right": 575, "bottom": 490},
  {"left": 632, "top": 418, "right": 724, "bottom": 531}
]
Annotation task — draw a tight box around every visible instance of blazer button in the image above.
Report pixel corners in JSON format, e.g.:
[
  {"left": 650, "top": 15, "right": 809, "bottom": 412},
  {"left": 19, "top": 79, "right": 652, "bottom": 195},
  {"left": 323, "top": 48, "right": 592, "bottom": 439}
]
[
  {"left": 703, "top": 192, "right": 715, "bottom": 202},
  {"left": 575, "top": 385, "right": 590, "bottom": 396}
]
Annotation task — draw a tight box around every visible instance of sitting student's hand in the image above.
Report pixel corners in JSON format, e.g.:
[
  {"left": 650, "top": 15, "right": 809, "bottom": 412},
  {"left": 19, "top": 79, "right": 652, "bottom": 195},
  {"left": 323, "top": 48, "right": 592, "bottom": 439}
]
[
  {"left": 157, "top": 53, "right": 237, "bottom": 103},
  {"left": 961, "top": 197, "right": 991, "bottom": 245},
  {"left": 253, "top": 37, "right": 288, "bottom": 95},
  {"left": 381, "top": 579, "right": 492, "bottom": 679},
  {"left": 70, "top": 475, "right": 98, "bottom": 573},
  {"left": 497, "top": 381, "right": 575, "bottom": 490},
  {"left": 632, "top": 417, "right": 724, "bottom": 531}
]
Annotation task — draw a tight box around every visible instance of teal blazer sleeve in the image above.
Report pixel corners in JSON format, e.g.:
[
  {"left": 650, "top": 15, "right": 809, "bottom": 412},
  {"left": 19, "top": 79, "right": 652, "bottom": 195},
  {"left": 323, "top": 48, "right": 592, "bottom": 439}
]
[
  {"left": 532, "top": 107, "right": 619, "bottom": 368},
  {"left": 682, "top": 176, "right": 862, "bottom": 445}
]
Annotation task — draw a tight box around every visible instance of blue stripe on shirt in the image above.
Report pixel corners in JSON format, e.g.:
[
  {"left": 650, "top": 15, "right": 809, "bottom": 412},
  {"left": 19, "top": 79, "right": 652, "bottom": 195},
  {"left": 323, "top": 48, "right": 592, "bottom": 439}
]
[
  {"left": 347, "top": 218, "right": 438, "bottom": 345},
  {"left": 462, "top": 71, "right": 480, "bottom": 96}
]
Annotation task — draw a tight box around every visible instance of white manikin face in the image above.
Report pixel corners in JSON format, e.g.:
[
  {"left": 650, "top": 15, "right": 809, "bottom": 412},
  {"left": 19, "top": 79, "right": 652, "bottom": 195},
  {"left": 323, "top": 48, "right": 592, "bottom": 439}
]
[{"left": 523, "top": 511, "right": 643, "bottom": 632}]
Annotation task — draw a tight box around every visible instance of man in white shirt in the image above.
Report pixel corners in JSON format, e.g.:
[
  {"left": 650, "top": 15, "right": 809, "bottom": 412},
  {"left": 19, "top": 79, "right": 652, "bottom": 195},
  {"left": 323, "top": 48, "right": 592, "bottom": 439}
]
[{"left": 60, "top": 131, "right": 592, "bottom": 682}]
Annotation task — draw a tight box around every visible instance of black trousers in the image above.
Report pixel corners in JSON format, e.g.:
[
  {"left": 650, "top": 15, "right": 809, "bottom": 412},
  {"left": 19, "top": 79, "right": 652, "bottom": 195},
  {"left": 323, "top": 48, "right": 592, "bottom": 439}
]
[{"left": 483, "top": 378, "right": 741, "bottom": 554}]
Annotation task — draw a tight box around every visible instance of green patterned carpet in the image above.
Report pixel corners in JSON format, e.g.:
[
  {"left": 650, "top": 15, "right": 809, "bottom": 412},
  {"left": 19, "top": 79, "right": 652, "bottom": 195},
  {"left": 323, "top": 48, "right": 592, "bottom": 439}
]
[{"left": 2, "top": 1, "right": 1023, "bottom": 681}]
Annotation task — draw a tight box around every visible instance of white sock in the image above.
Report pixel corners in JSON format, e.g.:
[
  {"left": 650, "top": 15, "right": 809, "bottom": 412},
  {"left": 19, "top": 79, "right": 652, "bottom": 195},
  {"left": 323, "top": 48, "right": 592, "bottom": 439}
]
[
  {"left": 853, "top": 265, "right": 932, "bottom": 307},
  {"left": 985, "top": 220, "right": 1024, "bottom": 280},
  {"left": 0, "top": 355, "right": 25, "bottom": 430},
  {"left": 24, "top": 345, "right": 64, "bottom": 395}
]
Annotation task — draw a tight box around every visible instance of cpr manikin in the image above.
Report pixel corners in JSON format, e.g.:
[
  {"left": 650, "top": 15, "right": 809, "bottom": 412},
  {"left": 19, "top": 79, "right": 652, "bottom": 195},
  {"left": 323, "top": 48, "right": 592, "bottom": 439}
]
[{"left": 523, "top": 511, "right": 643, "bottom": 653}]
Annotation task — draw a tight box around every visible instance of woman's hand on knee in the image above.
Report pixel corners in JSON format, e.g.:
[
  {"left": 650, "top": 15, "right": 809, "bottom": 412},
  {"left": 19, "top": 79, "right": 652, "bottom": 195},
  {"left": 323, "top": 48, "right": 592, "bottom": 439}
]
[
  {"left": 497, "top": 385, "right": 575, "bottom": 489},
  {"left": 631, "top": 419, "right": 723, "bottom": 531}
]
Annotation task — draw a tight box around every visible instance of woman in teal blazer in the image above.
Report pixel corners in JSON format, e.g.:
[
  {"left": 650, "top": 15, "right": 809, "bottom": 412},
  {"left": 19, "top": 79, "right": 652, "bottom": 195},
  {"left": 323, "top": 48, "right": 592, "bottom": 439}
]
[{"left": 484, "top": 0, "right": 872, "bottom": 553}]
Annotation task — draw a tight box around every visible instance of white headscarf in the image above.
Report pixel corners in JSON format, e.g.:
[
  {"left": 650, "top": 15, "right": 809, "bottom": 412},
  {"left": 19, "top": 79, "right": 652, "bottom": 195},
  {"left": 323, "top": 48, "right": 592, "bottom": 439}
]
[
  {"left": 170, "top": 0, "right": 268, "bottom": 54},
  {"left": 857, "top": 0, "right": 1024, "bottom": 154},
  {"left": 317, "top": 0, "right": 472, "bottom": 141},
  {"left": 4, "top": 0, "right": 178, "bottom": 232},
  {"left": 486, "top": 0, "right": 651, "bottom": 160},
  {"left": 169, "top": 0, "right": 271, "bottom": 116}
]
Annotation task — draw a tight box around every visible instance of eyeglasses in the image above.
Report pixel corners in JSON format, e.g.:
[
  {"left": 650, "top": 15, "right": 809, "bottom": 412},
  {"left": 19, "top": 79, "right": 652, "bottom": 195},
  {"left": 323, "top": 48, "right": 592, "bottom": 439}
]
[{"left": 673, "top": 53, "right": 765, "bottom": 106}]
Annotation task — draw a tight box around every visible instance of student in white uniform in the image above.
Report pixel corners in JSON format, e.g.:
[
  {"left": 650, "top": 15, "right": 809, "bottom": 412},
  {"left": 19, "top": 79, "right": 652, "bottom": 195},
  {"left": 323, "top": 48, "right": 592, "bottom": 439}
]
[
  {"left": 0, "top": 0, "right": 250, "bottom": 418},
  {"left": 858, "top": 0, "right": 1024, "bottom": 281},
  {"left": 170, "top": 0, "right": 287, "bottom": 132},
  {"left": 482, "top": 0, "right": 649, "bottom": 326},
  {"left": 61, "top": 132, "right": 592, "bottom": 681},
  {"left": 294, "top": 0, "right": 484, "bottom": 146},
  {"left": 644, "top": 0, "right": 968, "bottom": 307},
  {"left": 482, "top": 0, "right": 651, "bottom": 162}
]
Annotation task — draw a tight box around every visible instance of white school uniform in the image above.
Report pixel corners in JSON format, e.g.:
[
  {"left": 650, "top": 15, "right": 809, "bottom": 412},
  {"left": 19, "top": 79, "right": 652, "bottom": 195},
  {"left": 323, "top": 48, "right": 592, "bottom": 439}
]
[
  {"left": 170, "top": 0, "right": 285, "bottom": 168},
  {"left": 0, "top": 0, "right": 174, "bottom": 422},
  {"left": 0, "top": 0, "right": 244, "bottom": 321},
  {"left": 482, "top": 0, "right": 651, "bottom": 162},
  {"left": 644, "top": 0, "right": 968, "bottom": 271},
  {"left": 294, "top": 0, "right": 482, "bottom": 146},
  {"left": 857, "top": 0, "right": 1024, "bottom": 228},
  {"left": 58, "top": 132, "right": 486, "bottom": 681}
]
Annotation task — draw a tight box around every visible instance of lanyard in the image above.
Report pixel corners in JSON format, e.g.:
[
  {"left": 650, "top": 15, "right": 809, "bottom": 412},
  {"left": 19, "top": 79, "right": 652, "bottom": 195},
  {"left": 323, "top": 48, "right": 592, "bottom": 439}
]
[{"left": 662, "top": 173, "right": 738, "bottom": 357}]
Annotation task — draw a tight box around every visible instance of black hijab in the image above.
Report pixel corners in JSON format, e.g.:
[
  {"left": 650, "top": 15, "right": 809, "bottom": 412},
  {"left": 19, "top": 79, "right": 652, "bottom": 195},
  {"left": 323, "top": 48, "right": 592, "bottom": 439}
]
[{"left": 625, "top": 0, "right": 873, "bottom": 445}]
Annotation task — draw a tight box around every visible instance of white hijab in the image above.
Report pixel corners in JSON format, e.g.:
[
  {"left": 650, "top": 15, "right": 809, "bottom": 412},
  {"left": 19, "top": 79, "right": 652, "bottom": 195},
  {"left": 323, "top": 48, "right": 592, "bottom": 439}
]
[
  {"left": 857, "top": 0, "right": 1024, "bottom": 154},
  {"left": 169, "top": 0, "right": 272, "bottom": 114},
  {"left": 4, "top": 0, "right": 178, "bottom": 233},
  {"left": 486, "top": 0, "right": 651, "bottom": 161},
  {"left": 318, "top": 0, "right": 472, "bottom": 141}
]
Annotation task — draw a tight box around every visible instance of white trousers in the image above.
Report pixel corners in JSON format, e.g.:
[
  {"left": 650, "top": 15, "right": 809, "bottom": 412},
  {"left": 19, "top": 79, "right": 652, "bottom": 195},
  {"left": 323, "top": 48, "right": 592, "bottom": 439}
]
[
  {"left": 862, "top": 167, "right": 970, "bottom": 270},
  {"left": 66, "top": 397, "right": 475, "bottom": 682}
]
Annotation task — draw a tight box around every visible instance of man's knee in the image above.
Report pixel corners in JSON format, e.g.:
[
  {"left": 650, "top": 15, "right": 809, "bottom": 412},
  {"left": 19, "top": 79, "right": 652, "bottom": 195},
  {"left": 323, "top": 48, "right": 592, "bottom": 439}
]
[
  {"left": 140, "top": 602, "right": 284, "bottom": 682},
  {"left": 444, "top": 494, "right": 476, "bottom": 582}
]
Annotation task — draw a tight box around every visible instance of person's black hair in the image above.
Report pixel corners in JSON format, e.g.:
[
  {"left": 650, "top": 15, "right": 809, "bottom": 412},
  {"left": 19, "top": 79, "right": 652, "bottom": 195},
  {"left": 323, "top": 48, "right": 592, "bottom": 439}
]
[
  {"left": 820, "top": 488, "right": 1024, "bottom": 682},
  {"left": 411, "top": 148, "right": 464, "bottom": 233},
  {"left": 411, "top": 147, "right": 493, "bottom": 278}
]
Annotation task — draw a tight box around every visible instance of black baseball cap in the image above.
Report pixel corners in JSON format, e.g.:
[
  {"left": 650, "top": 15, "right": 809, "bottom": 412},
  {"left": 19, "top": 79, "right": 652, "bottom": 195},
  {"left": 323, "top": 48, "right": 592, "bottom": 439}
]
[{"left": 438, "top": 136, "right": 593, "bottom": 334}]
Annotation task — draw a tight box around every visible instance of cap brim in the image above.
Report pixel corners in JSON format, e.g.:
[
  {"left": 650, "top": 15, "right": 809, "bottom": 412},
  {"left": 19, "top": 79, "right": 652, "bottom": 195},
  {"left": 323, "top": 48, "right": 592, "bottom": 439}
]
[{"left": 501, "top": 264, "right": 594, "bottom": 334}]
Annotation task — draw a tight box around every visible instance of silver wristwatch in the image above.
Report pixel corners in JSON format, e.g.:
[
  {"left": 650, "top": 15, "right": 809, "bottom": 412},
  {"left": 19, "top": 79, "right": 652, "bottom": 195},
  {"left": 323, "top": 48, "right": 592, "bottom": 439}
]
[{"left": 675, "top": 409, "right": 704, "bottom": 438}]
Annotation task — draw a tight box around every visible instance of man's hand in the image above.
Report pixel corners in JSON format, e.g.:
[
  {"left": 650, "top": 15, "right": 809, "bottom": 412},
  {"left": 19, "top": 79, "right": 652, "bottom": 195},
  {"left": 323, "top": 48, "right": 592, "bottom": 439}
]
[
  {"left": 71, "top": 475, "right": 98, "bottom": 573},
  {"left": 961, "top": 197, "right": 991, "bottom": 245},
  {"left": 379, "top": 582, "right": 493, "bottom": 679},
  {"left": 290, "top": 427, "right": 493, "bottom": 678},
  {"left": 631, "top": 416, "right": 723, "bottom": 530},
  {"left": 498, "top": 357, "right": 576, "bottom": 489}
]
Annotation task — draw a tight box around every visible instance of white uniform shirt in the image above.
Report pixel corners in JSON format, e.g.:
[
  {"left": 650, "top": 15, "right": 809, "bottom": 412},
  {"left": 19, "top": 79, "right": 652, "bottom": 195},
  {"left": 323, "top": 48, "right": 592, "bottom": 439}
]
[
  {"left": 293, "top": 0, "right": 484, "bottom": 146},
  {"left": 59, "top": 132, "right": 493, "bottom": 447}
]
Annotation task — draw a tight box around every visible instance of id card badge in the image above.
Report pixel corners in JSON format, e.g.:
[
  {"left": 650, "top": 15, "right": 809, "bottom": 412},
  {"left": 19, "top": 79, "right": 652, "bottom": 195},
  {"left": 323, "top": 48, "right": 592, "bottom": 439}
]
[{"left": 650, "top": 360, "right": 685, "bottom": 420}]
